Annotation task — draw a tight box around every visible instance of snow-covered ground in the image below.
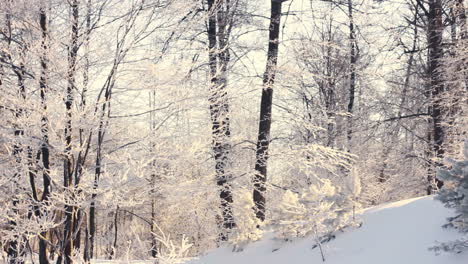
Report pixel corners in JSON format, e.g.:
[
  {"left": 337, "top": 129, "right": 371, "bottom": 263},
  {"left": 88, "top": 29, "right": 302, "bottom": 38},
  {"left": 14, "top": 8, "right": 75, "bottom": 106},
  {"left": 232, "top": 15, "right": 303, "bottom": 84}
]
[{"left": 187, "top": 196, "right": 468, "bottom": 264}]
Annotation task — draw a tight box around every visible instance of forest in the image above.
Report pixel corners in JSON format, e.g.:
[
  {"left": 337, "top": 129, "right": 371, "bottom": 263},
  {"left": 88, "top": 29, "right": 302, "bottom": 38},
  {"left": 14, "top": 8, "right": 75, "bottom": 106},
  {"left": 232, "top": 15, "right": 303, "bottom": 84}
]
[{"left": 0, "top": 0, "right": 467, "bottom": 263}]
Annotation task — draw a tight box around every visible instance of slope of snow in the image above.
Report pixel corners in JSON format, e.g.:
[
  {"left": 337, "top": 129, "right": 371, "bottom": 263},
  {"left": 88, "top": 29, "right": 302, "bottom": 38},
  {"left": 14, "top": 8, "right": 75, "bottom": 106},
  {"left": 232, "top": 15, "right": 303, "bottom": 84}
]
[{"left": 188, "top": 196, "right": 468, "bottom": 264}]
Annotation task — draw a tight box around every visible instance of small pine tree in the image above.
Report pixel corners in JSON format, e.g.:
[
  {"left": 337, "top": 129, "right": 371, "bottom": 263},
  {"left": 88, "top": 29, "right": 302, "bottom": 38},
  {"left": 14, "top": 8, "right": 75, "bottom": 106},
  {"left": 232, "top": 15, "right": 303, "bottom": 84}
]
[{"left": 434, "top": 140, "right": 468, "bottom": 253}]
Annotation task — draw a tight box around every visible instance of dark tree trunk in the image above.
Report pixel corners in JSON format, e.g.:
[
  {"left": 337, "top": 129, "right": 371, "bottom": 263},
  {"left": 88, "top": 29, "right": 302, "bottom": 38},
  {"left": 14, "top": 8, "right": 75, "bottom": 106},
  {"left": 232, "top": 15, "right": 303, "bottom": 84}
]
[
  {"left": 150, "top": 197, "right": 158, "bottom": 258},
  {"left": 112, "top": 207, "right": 119, "bottom": 259},
  {"left": 5, "top": 5, "right": 27, "bottom": 263},
  {"left": 426, "top": 0, "right": 445, "bottom": 194},
  {"left": 89, "top": 68, "right": 112, "bottom": 260},
  {"left": 346, "top": 0, "right": 357, "bottom": 151},
  {"left": 62, "top": 1, "right": 79, "bottom": 263},
  {"left": 89, "top": 136, "right": 102, "bottom": 259},
  {"left": 87, "top": 84, "right": 111, "bottom": 260},
  {"left": 325, "top": 61, "right": 336, "bottom": 147},
  {"left": 322, "top": 19, "right": 336, "bottom": 147},
  {"left": 82, "top": 1, "right": 92, "bottom": 262},
  {"left": 253, "top": 0, "right": 284, "bottom": 222},
  {"left": 39, "top": 6, "right": 51, "bottom": 264},
  {"left": 207, "top": 0, "right": 236, "bottom": 239},
  {"left": 88, "top": 201, "right": 96, "bottom": 259},
  {"left": 149, "top": 90, "right": 158, "bottom": 258}
]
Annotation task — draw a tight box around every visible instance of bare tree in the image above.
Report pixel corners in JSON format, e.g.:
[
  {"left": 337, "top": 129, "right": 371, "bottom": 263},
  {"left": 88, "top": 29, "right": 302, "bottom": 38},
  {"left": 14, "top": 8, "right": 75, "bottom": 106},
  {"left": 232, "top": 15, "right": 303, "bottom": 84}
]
[
  {"left": 346, "top": 0, "right": 357, "bottom": 153},
  {"left": 207, "top": 0, "right": 237, "bottom": 240},
  {"left": 57, "top": 1, "right": 80, "bottom": 263},
  {"left": 38, "top": 4, "right": 52, "bottom": 264},
  {"left": 253, "top": 0, "right": 286, "bottom": 222}
]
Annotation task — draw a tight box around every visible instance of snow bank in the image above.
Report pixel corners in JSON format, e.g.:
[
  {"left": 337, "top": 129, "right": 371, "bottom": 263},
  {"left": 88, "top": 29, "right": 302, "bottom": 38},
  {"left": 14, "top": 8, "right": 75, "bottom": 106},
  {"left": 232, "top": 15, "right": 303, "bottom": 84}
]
[{"left": 188, "top": 196, "right": 468, "bottom": 264}]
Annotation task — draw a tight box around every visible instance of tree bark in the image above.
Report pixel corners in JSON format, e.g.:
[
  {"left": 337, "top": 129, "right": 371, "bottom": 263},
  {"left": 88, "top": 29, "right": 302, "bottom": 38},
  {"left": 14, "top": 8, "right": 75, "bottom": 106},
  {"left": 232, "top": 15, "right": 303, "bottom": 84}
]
[
  {"left": 88, "top": 58, "right": 113, "bottom": 262},
  {"left": 82, "top": 1, "right": 92, "bottom": 261},
  {"left": 426, "top": 0, "right": 445, "bottom": 193},
  {"left": 62, "top": 1, "right": 79, "bottom": 263},
  {"left": 5, "top": 4, "right": 27, "bottom": 263},
  {"left": 39, "top": 6, "right": 51, "bottom": 264},
  {"left": 150, "top": 197, "right": 158, "bottom": 258},
  {"left": 207, "top": 0, "right": 236, "bottom": 239},
  {"left": 89, "top": 132, "right": 102, "bottom": 259},
  {"left": 149, "top": 90, "right": 158, "bottom": 258},
  {"left": 346, "top": 0, "right": 357, "bottom": 151},
  {"left": 253, "top": 0, "right": 284, "bottom": 222}
]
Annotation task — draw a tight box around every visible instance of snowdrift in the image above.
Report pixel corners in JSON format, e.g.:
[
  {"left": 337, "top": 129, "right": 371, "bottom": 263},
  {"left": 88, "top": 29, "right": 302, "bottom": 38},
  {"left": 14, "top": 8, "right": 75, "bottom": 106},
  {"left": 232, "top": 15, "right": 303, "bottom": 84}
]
[{"left": 188, "top": 196, "right": 468, "bottom": 264}]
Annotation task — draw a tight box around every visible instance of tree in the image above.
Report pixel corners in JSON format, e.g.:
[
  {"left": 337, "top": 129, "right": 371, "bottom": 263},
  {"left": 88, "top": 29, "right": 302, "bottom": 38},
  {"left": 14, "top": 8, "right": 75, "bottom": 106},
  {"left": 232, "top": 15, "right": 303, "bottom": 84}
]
[
  {"left": 425, "top": 0, "right": 446, "bottom": 193},
  {"left": 346, "top": 0, "right": 357, "bottom": 153},
  {"left": 207, "top": 0, "right": 237, "bottom": 240},
  {"left": 253, "top": 0, "right": 287, "bottom": 222},
  {"left": 59, "top": 1, "right": 80, "bottom": 263},
  {"left": 433, "top": 140, "right": 468, "bottom": 253},
  {"left": 1, "top": 0, "right": 467, "bottom": 262},
  {"left": 38, "top": 5, "right": 52, "bottom": 264}
]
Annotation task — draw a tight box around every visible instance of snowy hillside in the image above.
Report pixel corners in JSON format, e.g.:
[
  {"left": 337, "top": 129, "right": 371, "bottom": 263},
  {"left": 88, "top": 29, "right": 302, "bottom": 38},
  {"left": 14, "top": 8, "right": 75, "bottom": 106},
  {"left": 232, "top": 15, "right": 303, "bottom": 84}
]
[{"left": 188, "top": 196, "right": 468, "bottom": 264}]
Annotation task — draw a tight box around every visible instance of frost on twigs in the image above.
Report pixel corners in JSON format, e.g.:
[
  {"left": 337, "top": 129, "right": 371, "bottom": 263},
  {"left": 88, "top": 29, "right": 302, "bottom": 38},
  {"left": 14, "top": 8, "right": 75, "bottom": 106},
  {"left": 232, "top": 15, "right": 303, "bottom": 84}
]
[{"left": 153, "top": 224, "right": 194, "bottom": 264}]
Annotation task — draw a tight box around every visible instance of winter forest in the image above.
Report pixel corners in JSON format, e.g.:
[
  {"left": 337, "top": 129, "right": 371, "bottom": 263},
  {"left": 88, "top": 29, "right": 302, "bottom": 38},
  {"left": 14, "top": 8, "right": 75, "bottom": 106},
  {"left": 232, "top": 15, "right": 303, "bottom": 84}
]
[{"left": 0, "top": 0, "right": 467, "bottom": 263}]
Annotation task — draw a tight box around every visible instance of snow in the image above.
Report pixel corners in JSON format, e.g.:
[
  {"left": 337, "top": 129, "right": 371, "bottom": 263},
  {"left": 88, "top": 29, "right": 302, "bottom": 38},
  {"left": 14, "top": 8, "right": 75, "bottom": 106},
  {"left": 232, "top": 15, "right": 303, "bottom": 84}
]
[{"left": 187, "top": 196, "right": 468, "bottom": 264}]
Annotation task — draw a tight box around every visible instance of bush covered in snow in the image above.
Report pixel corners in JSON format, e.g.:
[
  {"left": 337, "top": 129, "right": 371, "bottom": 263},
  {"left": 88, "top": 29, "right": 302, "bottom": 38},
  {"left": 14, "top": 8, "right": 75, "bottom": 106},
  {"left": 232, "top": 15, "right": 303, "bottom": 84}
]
[
  {"left": 230, "top": 189, "right": 263, "bottom": 247},
  {"left": 273, "top": 179, "right": 355, "bottom": 240}
]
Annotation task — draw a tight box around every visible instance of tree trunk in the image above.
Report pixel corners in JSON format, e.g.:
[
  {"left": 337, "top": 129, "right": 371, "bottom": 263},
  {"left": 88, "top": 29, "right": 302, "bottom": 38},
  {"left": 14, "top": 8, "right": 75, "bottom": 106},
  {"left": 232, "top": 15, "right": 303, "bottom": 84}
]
[
  {"left": 89, "top": 136, "right": 102, "bottom": 259},
  {"left": 150, "top": 198, "right": 158, "bottom": 258},
  {"left": 62, "top": 1, "right": 79, "bottom": 263},
  {"left": 149, "top": 90, "right": 158, "bottom": 258},
  {"left": 426, "top": 0, "right": 445, "bottom": 193},
  {"left": 324, "top": 18, "right": 336, "bottom": 147},
  {"left": 346, "top": 0, "right": 357, "bottom": 151},
  {"left": 5, "top": 4, "right": 27, "bottom": 263},
  {"left": 108, "top": 207, "right": 119, "bottom": 260},
  {"left": 89, "top": 68, "right": 112, "bottom": 261},
  {"left": 39, "top": 6, "right": 51, "bottom": 264},
  {"left": 207, "top": 0, "right": 236, "bottom": 239},
  {"left": 253, "top": 0, "right": 284, "bottom": 222},
  {"left": 82, "top": 1, "right": 92, "bottom": 261}
]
